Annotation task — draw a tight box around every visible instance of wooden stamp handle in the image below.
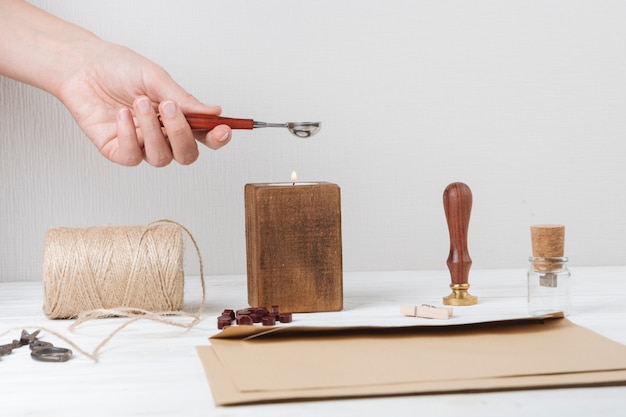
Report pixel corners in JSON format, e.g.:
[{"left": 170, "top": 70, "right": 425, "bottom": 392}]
[{"left": 443, "top": 182, "right": 473, "bottom": 285}]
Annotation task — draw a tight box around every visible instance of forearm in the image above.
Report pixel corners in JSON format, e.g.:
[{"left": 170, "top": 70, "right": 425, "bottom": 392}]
[{"left": 0, "top": 0, "right": 104, "bottom": 97}]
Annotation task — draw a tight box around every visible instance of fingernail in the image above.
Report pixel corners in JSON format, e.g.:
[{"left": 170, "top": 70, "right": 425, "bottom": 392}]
[
  {"left": 118, "top": 108, "right": 132, "bottom": 122},
  {"left": 218, "top": 131, "right": 230, "bottom": 143},
  {"left": 137, "top": 97, "right": 151, "bottom": 115},
  {"left": 161, "top": 101, "right": 177, "bottom": 118}
]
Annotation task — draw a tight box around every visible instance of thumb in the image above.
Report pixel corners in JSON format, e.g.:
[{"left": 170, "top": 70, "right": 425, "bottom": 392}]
[
  {"left": 148, "top": 71, "right": 223, "bottom": 116},
  {"left": 176, "top": 92, "right": 224, "bottom": 117}
]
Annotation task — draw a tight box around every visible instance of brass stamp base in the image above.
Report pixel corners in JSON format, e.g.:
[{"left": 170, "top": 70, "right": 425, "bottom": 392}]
[{"left": 443, "top": 283, "right": 478, "bottom": 306}]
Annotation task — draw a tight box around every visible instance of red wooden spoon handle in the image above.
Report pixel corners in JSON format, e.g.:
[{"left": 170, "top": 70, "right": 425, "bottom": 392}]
[
  {"left": 159, "top": 113, "right": 254, "bottom": 131},
  {"left": 181, "top": 113, "right": 254, "bottom": 131}
]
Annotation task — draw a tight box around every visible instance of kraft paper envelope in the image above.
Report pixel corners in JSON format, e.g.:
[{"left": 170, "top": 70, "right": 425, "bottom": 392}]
[{"left": 196, "top": 315, "right": 626, "bottom": 406}]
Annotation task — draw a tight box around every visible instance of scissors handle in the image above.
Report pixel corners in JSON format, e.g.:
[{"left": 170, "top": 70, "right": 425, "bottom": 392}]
[{"left": 31, "top": 346, "right": 73, "bottom": 362}]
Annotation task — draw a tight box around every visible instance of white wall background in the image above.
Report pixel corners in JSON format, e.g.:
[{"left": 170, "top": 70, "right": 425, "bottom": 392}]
[{"left": 1, "top": 0, "right": 625, "bottom": 282}]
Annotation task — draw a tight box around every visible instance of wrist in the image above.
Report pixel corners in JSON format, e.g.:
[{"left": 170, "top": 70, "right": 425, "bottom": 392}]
[{"left": 48, "top": 35, "right": 108, "bottom": 100}]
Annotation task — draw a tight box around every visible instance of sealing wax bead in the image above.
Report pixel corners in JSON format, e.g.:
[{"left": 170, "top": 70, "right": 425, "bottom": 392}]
[
  {"left": 236, "top": 315, "right": 253, "bottom": 325},
  {"left": 236, "top": 308, "right": 253, "bottom": 317},
  {"left": 277, "top": 313, "right": 292, "bottom": 323},
  {"left": 248, "top": 307, "right": 269, "bottom": 322},
  {"left": 222, "top": 309, "right": 236, "bottom": 320},
  {"left": 217, "top": 315, "right": 233, "bottom": 329},
  {"left": 262, "top": 315, "right": 276, "bottom": 326},
  {"left": 250, "top": 312, "right": 265, "bottom": 323}
]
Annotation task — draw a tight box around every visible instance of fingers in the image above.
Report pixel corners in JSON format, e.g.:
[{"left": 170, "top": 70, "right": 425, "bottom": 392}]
[
  {"left": 112, "top": 96, "right": 230, "bottom": 167},
  {"left": 133, "top": 96, "right": 174, "bottom": 167},
  {"left": 195, "top": 124, "right": 232, "bottom": 150},
  {"left": 169, "top": 91, "right": 233, "bottom": 149},
  {"left": 115, "top": 108, "right": 143, "bottom": 166},
  {"left": 158, "top": 100, "right": 199, "bottom": 165}
]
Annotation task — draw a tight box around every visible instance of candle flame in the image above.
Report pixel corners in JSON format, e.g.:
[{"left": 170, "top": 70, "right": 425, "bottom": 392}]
[{"left": 291, "top": 171, "right": 297, "bottom": 183}]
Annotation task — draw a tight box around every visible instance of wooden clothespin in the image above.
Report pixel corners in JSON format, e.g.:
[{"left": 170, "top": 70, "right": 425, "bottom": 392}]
[{"left": 401, "top": 304, "right": 453, "bottom": 320}]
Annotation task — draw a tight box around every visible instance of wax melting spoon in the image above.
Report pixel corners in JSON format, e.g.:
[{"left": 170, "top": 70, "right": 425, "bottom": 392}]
[{"left": 182, "top": 113, "right": 321, "bottom": 138}]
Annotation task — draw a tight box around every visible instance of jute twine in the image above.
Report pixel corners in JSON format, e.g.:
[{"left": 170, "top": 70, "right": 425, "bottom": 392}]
[
  {"left": 34, "top": 219, "right": 206, "bottom": 361},
  {"left": 43, "top": 221, "right": 186, "bottom": 318}
]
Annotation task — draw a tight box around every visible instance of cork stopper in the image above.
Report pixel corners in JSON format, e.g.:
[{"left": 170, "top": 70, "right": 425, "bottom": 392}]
[
  {"left": 531, "top": 224, "right": 565, "bottom": 257},
  {"left": 530, "top": 224, "right": 565, "bottom": 272}
]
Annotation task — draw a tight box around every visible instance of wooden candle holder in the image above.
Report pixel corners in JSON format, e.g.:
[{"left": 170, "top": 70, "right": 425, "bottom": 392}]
[
  {"left": 442, "top": 182, "right": 478, "bottom": 306},
  {"left": 245, "top": 182, "right": 343, "bottom": 313}
]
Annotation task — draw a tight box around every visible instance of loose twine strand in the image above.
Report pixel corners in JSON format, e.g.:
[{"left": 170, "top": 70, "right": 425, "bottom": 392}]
[{"left": 3, "top": 219, "right": 206, "bottom": 362}]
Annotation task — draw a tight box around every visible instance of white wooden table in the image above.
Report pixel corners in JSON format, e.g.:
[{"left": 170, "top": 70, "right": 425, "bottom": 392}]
[{"left": 1, "top": 267, "right": 625, "bottom": 416}]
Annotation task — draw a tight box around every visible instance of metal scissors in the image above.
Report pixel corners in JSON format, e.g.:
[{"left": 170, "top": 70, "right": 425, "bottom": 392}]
[{"left": 0, "top": 330, "right": 72, "bottom": 362}]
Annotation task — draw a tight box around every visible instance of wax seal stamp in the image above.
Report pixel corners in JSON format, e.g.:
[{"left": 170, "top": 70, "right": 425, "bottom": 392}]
[{"left": 442, "top": 182, "right": 478, "bottom": 306}]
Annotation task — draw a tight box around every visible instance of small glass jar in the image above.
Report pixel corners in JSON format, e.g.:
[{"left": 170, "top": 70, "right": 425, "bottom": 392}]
[{"left": 527, "top": 256, "right": 571, "bottom": 316}]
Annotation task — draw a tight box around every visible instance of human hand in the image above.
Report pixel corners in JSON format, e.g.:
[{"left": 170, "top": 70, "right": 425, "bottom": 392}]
[
  {"left": 0, "top": 0, "right": 231, "bottom": 166},
  {"left": 55, "top": 41, "right": 232, "bottom": 167}
]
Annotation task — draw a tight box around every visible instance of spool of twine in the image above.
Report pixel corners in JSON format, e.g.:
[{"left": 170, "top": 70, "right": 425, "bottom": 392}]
[
  {"left": 530, "top": 224, "right": 565, "bottom": 272},
  {"left": 43, "top": 223, "right": 185, "bottom": 319}
]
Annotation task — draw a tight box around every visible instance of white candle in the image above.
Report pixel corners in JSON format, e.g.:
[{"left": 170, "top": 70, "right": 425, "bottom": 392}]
[{"left": 269, "top": 171, "right": 317, "bottom": 186}]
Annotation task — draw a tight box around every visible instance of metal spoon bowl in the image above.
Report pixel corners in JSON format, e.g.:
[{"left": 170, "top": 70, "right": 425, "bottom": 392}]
[
  {"left": 288, "top": 122, "right": 321, "bottom": 138},
  {"left": 254, "top": 121, "right": 321, "bottom": 138}
]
